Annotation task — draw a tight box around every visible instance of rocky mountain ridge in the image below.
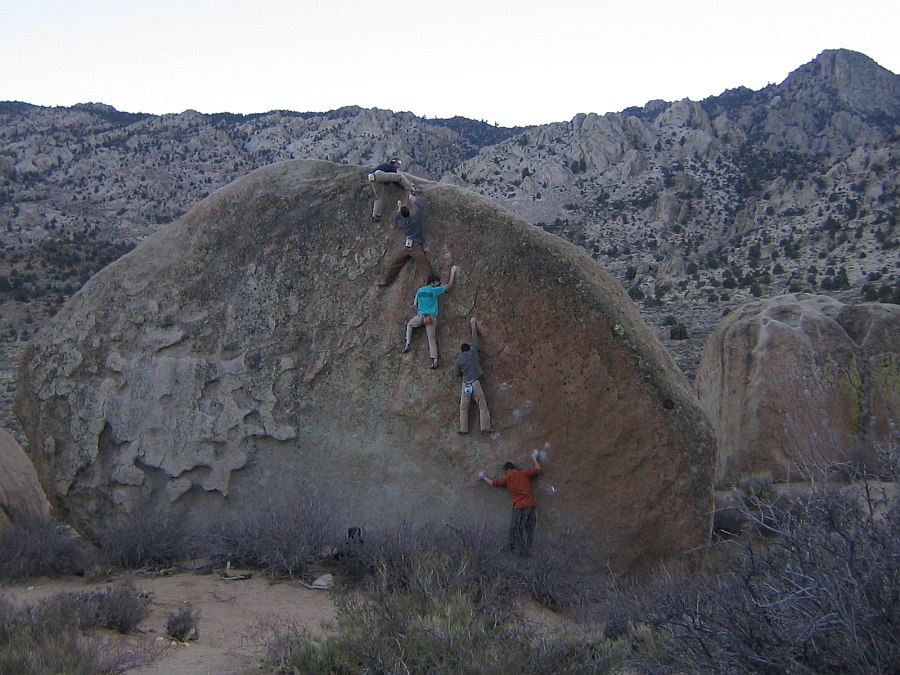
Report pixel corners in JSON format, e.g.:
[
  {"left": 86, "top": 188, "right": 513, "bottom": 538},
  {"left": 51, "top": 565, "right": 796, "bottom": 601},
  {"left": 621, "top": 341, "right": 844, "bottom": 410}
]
[{"left": 0, "top": 48, "right": 897, "bottom": 437}]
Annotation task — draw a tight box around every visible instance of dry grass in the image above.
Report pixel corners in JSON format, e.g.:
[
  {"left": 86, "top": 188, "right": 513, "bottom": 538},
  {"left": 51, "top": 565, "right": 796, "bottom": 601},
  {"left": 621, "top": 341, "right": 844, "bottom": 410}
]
[
  {"left": 0, "top": 514, "right": 91, "bottom": 582},
  {"left": 598, "top": 453, "right": 900, "bottom": 673},
  {"left": 3, "top": 462, "right": 897, "bottom": 672},
  {"left": 0, "top": 584, "right": 163, "bottom": 673},
  {"left": 259, "top": 520, "right": 622, "bottom": 674}
]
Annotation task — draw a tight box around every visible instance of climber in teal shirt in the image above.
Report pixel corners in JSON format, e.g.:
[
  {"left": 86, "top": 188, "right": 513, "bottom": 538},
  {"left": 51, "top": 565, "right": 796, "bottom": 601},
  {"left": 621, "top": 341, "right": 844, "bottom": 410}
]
[{"left": 402, "top": 266, "right": 459, "bottom": 369}]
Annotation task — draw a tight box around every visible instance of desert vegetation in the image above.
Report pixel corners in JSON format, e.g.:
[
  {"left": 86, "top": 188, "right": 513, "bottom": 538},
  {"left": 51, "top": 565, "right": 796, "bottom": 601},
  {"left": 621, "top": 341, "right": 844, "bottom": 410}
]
[
  {"left": 0, "top": 514, "right": 90, "bottom": 581},
  {"left": 2, "top": 446, "right": 897, "bottom": 673},
  {"left": 0, "top": 584, "right": 162, "bottom": 673},
  {"left": 260, "top": 522, "right": 609, "bottom": 674},
  {"left": 252, "top": 450, "right": 898, "bottom": 674},
  {"left": 615, "top": 454, "right": 900, "bottom": 673}
]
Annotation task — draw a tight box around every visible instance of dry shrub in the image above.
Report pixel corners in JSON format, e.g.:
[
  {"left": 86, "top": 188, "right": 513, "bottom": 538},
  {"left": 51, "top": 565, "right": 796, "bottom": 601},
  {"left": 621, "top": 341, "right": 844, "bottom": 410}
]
[
  {"left": 341, "top": 520, "right": 592, "bottom": 612},
  {"left": 208, "top": 488, "right": 337, "bottom": 579},
  {"left": 263, "top": 554, "right": 614, "bottom": 674},
  {"left": 0, "top": 514, "right": 93, "bottom": 582},
  {"left": 609, "top": 455, "right": 900, "bottom": 674},
  {"left": 27, "top": 582, "right": 152, "bottom": 634},
  {"left": 260, "top": 520, "right": 616, "bottom": 674},
  {"left": 98, "top": 508, "right": 197, "bottom": 572},
  {"left": 736, "top": 470, "right": 776, "bottom": 502},
  {"left": 0, "top": 626, "right": 108, "bottom": 675},
  {"left": 166, "top": 603, "right": 201, "bottom": 641},
  {"left": 0, "top": 587, "right": 161, "bottom": 674}
]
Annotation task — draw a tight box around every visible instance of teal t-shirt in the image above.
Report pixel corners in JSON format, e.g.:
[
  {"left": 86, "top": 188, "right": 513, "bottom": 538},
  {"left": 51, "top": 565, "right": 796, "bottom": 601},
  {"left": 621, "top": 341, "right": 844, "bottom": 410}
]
[{"left": 415, "top": 284, "right": 446, "bottom": 316}]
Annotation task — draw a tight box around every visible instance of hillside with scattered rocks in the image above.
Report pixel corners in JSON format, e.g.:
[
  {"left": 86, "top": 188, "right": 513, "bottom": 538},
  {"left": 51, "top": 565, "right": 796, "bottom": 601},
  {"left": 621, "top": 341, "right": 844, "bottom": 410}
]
[{"left": 1, "top": 48, "right": 897, "bottom": 438}]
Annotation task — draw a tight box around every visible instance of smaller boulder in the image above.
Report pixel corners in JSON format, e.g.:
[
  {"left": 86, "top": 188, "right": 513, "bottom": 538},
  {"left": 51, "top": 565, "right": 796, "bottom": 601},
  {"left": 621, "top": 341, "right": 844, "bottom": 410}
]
[
  {"left": 696, "top": 294, "right": 899, "bottom": 484},
  {"left": 0, "top": 428, "right": 51, "bottom": 530}
]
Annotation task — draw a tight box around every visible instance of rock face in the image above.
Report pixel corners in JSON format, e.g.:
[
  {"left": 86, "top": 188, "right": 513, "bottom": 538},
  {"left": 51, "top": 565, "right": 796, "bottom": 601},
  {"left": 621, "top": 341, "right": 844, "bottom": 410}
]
[
  {"left": 695, "top": 294, "right": 899, "bottom": 484},
  {"left": 0, "top": 427, "right": 51, "bottom": 530},
  {"left": 16, "top": 160, "right": 716, "bottom": 575}
]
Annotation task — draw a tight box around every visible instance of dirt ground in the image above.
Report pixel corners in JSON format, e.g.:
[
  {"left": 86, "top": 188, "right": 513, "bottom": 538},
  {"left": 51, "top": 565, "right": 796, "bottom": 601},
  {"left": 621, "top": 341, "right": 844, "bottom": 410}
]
[{"left": 2, "top": 566, "right": 338, "bottom": 674}]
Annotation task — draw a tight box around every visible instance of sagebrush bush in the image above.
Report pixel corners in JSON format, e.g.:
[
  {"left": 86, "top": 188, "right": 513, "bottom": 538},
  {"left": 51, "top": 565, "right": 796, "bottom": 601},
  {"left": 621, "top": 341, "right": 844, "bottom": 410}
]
[
  {"left": 27, "top": 582, "right": 152, "bottom": 634},
  {"left": 264, "top": 549, "right": 618, "bottom": 674},
  {"left": 736, "top": 470, "right": 775, "bottom": 502},
  {"left": 341, "top": 520, "right": 592, "bottom": 612},
  {"left": 0, "top": 514, "right": 92, "bottom": 582},
  {"left": 93, "top": 583, "right": 153, "bottom": 634},
  {"left": 98, "top": 507, "right": 197, "bottom": 572},
  {"left": 611, "top": 462, "right": 900, "bottom": 674},
  {"left": 166, "top": 603, "right": 201, "bottom": 641},
  {"left": 0, "top": 625, "right": 108, "bottom": 675},
  {"left": 208, "top": 489, "right": 337, "bottom": 579},
  {"left": 261, "top": 520, "right": 613, "bottom": 673},
  {"left": 0, "top": 586, "right": 160, "bottom": 673}
]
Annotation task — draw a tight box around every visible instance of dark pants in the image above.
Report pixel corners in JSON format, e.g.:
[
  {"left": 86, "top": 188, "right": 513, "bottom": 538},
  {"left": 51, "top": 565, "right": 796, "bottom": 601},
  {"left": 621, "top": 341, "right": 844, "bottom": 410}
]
[
  {"left": 507, "top": 506, "right": 536, "bottom": 556},
  {"left": 380, "top": 243, "right": 432, "bottom": 285}
]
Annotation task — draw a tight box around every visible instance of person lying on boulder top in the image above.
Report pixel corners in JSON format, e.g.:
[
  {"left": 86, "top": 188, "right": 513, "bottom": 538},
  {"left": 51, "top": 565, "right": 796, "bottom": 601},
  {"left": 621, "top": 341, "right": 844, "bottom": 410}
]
[
  {"left": 402, "top": 266, "right": 459, "bottom": 369},
  {"left": 369, "top": 158, "right": 415, "bottom": 223}
]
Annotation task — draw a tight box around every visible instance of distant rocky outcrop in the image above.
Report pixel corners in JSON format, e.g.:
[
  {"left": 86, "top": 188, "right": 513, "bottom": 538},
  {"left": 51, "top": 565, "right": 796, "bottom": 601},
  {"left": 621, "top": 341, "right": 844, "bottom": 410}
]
[
  {"left": 15, "top": 160, "right": 716, "bottom": 575},
  {"left": 695, "top": 294, "right": 899, "bottom": 484},
  {"left": 0, "top": 427, "right": 51, "bottom": 530}
]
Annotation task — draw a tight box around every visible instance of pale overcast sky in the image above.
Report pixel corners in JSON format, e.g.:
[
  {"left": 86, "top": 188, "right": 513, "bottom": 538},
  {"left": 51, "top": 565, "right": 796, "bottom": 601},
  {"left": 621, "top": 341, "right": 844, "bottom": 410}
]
[{"left": 1, "top": 0, "right": 897, "bottom": 127}]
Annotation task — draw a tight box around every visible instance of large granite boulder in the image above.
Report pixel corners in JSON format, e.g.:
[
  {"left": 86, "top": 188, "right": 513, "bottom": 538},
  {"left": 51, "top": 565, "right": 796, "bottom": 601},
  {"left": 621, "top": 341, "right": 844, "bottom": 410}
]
[
  {"left": 0, "top": 427, "right": 51, "bottom": 530},
  {"left": 16, "top": 160, "right": 715, "bottom": 575},
  {"left": 695, "top": 294, "right": 899, "bottom": 484}
]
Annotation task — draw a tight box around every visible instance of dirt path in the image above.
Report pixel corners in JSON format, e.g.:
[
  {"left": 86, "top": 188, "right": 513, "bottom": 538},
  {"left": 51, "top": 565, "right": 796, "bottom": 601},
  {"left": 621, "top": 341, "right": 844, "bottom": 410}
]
[{"left": 2, "top": 567, "right": 337, "bottom": 674}]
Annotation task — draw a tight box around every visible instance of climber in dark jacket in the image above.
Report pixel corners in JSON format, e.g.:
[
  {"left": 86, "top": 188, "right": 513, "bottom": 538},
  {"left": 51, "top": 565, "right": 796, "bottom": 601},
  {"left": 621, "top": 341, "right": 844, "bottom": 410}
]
[{"left": 376, "top": 194, "right": 432, "bottom": 286}]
